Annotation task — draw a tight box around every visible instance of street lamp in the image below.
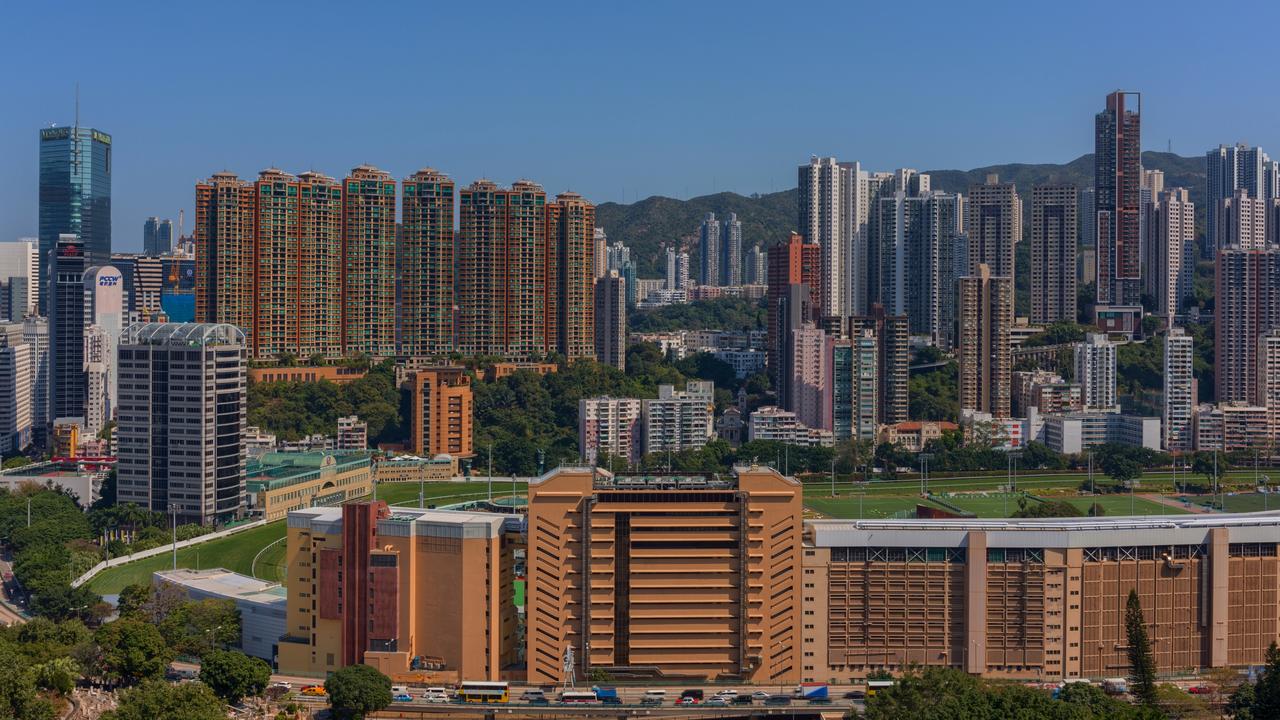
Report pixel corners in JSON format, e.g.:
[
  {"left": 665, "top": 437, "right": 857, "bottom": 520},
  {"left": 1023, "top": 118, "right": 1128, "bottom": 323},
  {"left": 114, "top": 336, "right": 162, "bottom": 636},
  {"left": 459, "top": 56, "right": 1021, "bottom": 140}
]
[{"left": 168, "top": 503, "right": 179, "bottom": 571}]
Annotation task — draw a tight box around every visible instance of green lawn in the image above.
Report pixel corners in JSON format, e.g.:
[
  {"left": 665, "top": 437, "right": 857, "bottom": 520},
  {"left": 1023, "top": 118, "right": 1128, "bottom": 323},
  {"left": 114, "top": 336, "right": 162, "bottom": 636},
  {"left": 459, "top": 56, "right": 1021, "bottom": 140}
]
[
  {"left": 1056, "top": 495, "right": 1188, "bottom": 516},
  {"left": 86, "top": 483, "right": 528, "bottom": 596},
  {"left": 930, "top": 493, "right": 1026, "bottom": 517},
  {"left": 1192, "top": 492, "right": 1280, "bottom": 514},
  {"left": 803, "top": 494, "right": 940, "bottom": 519}
]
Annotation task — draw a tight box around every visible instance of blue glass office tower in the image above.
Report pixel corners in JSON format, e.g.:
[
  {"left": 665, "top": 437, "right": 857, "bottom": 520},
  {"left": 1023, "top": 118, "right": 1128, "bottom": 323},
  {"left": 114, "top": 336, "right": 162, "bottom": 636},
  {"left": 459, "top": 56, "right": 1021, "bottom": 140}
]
[{"left": 38, "top": 126, "right": 112, "bottom": 311}]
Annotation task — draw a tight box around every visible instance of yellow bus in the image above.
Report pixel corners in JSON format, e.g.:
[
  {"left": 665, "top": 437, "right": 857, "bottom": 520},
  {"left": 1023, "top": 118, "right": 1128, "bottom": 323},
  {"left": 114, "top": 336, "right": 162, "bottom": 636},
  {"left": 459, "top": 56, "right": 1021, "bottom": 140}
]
[{"left": 457, "top": 681, "right": 509, "bottom": 704}]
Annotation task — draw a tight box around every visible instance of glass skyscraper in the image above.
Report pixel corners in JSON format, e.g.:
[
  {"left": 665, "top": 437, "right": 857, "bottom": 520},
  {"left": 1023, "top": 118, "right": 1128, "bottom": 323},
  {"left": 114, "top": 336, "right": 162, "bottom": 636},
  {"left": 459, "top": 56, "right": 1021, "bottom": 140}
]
[{"left": 38, "top": 126, "right": 112, "bottom": 310}]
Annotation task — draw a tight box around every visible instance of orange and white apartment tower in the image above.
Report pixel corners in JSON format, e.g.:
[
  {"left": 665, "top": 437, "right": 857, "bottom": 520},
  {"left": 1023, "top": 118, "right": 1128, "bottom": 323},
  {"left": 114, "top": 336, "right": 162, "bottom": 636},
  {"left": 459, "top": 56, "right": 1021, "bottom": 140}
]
[
  {"left": 277, "top": 502, "right": 519, "bottom": 680},
  {"left": 525, "top": 466, "right": 803, "bottom": 685}
]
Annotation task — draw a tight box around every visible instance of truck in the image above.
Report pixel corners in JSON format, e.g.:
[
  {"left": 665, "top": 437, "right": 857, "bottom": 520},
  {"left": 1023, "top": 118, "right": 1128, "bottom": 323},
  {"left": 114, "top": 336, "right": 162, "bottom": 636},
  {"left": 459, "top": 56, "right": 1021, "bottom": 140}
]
[
  {"left": 794, "top": 682, "right": 829, "bottom": 702},
  {"left": 592, "top": 686, "right": 621, "bottom": 705},
  {"left": 1103, "top": 678, "right": 1129, "bottom": 695}
]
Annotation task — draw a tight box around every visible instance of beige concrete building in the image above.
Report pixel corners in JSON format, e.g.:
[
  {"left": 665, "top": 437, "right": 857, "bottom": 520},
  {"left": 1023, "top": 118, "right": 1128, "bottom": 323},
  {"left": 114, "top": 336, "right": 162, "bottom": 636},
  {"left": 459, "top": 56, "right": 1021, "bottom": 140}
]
[
  {"left": 958, "top": 264, "right": 1014, "bottom": 418},
  {"left": 1030, "top": 185, "right": 1077, "bottom": 324},
  {"left": 245, "top": 451, "right": 372, "bottom": 522},
  {"left": 525, "top": 466, "right": 803, "bottom": 685},
  {"left": 801, "top": 513, "right": 1280, "bottom": 682},
  {"left": 278, "top": 502, "right": 518, "bottom": 680}
]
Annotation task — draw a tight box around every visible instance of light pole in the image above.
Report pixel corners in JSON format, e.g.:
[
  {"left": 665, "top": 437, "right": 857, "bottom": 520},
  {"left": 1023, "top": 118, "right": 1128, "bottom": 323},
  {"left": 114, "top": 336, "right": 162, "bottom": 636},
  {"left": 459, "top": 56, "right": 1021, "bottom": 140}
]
[
  {"left": 168, "top": 503, "right": 179, "bottom": 571},
  {"left": 830, "top": 456, "right": 836, "bottom": 498},
  {"left": 487, "top": 443, "right": 494, "bottom": 503},
  {"left": 26, "top": 497, "right": 31, "bottom": 528}
]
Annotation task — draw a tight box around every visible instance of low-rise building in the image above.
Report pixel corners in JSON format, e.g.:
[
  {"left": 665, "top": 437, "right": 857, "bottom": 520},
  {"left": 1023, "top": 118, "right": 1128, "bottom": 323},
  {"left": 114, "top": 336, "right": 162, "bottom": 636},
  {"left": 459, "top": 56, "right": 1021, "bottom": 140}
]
[
  {"left": 336, "top": 416, "right": 367, "bottom": 451},
  {"left": 1194, "top": 404, "right": 1270, "bottom": 452},
  {"left": 1042, "top": 412, "right": 1161, "bottom": 454},
  {"left": 578, "top": 397, "right": 642, "bottom": 466},
  {"left": 747, "top": 406, "right": 834, "bottom": 446},
  {"left": 248, "top": 365, "right": 369, "bottom": 385},
  {"left": 0, "top": 461, "right": 103, "bottom": 507},
  {"left": 711, "top": 348, "right": 766, "bottom": 379},
  {"left": 245, "top": 451, "right": 373, "bottom": 522},
  {"left": 877, "top": 421, "right": 960, "bottom": 452},
  {"left": 153, "top": 568, "right": 286, "bottom": 665},
  {"left": 372, "top": 455, "right": 458, "bottom": 484},
  {"left": 483, "top": 362, "right": 558, "bottom": 382},
  {"left": 642, "top": 381, "right": 715, "bottom": 454}
]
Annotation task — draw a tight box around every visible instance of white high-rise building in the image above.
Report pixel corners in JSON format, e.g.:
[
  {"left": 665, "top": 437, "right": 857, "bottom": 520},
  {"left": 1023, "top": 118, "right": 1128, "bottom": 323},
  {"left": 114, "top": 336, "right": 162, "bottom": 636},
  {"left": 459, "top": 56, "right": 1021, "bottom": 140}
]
[
  {"left": 0, "top": 323, "right": 33, "bottom": 453},
  {"left": 642, "top": 381, "right": 714, "bottom": 454},
  {"left": 698, "top": 213, "right": 721, "bottom": 287},
  {"left": 578, "top": 396, "right": 642, "bottom": 466},
  {"left": 1207, "top": 144, "right": 1279, "bottom": 250},
  {"left": 799, "top": 157, "right": 875, "bottom": 317},
  {"left": 593, "top": 228, "right": 608, "bottom": 279},
  {"left": 84, "top": 264, "right": 124, "bottom": 424},
  {"left": 1217, "top": 189, "right": 1269, "bottom": 251},
  {"left": 83, "top": 325, "right": 110, "bottom": 437},
  {"left": 21, "top": 317, "right": 48, "bottom": 434},
  {"left": 665, "top": 247, "right": 689, "bottom": 291},
  {"left": 1163, "top": 328, "right": 1195, "bottom": 452},
  {"left": 1150, "top": 188, "right": 1196, "bottom": 318},
  {"left": 746, "top": 245, "right": 766, "bottom": 285},
  {"left": 1074, "top": 333, "right": 1118, "bottom": 412},
  {"left": 0, "top": 239, "right": 38, "bottom": 320},
  {"left": 721, "top": 213, "right": 742, "bottom": 286}
]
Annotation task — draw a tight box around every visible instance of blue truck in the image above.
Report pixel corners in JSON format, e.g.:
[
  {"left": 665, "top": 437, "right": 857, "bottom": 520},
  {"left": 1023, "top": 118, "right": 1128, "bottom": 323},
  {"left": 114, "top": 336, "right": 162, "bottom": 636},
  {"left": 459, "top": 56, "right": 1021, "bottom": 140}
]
[{"left": 794, "top": 683, "right": 829, "bottom": 702}]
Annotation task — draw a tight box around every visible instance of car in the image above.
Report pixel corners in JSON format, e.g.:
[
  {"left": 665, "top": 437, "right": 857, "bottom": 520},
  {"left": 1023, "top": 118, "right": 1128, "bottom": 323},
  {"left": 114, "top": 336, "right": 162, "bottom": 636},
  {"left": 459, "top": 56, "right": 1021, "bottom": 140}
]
[
  {"left": 520, "top": 690, "right": 546, "bottom": 701},
  {"left": 764, "top": 695, "right": 792, "bottom": 706},
  {"left": 680, "top": 689, "right": 704, "bottom": 702},
  {"left": 677, "top": 696, "right": 699, "bottom": 705},
  {"left": 706, "top": 697, "right": 728, "bottom": 707},
  {"left": 393, "top": 693, "right": 414, "bottom": 703},
  {"left": 844, "top": 689, "right": 866, "bottom": 700},
  {"left": 300, "top": 686, "right": 327, "bottom": 697},
  {"left": 715, "top": 689, "right": 739, "bottom": 700},
  {"left": 270, "top": 681, "right": 292, "bottom": 691},
  {"left": 733, "top": 694, "right": 754, "bottom": 705},
  {"left": 751, "top": 690, "right": 771, "bottom": 700},
  {"left": 1187, "top": 685, "right": 1214, "bottom": 695}
]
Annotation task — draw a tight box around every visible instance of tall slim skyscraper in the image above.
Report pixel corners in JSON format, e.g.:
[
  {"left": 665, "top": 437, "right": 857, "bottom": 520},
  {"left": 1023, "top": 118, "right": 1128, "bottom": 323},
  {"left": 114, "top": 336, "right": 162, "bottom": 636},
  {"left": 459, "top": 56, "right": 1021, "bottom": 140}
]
[
  {"left": 83, "top": 264, "right": 124, "bottom": 428},
  {"left": 341, "top": 166, "right": 397, "bottom": 357},
  {"left": 195, "top": 172, "right": 256, "bottom": 338},
  {"left": 958, "top": 264, "right": 1013, "bottom": 418},
  {"left": 1095, "top": 91, "right": 1142, "bottom": 306},
  {"left": 0, "top": 323, "right": 33, "bottom": 453},
  {"left": 593, "top": 228, "right": 608, "bottom": 279},
  {"left": 1078, "top": 187, "right": 1096, "bottom": 248},
  {"left": 594, "top": 269, "right": 626, "bottom": 370},
  {"left": 47, "top": 233, "right": 87, "bottom": 426},
  {"left": 798, "top": 158, "right": 847, "bottom": 316},
  {"left": 746, "top": 244, "right": 765, "bottom": 285},
  {"left": 966, "top": 174, "right": 1021, "bottom": 279},
  {"left": 878, "top": 190, "right": 962, "bottom": 344},
  {"left": 1163, "top": 328, "right": 1195, "bottom": 452},
  {"left": 1215, "top": 247, "right": 1280, "bottom": 404},
  {"left": 845, "top": 306, "right": 910, "bottom": 425},
  {"left": 1216, "top": 189, "right": 1269, "bottom": 250},
  {"left": 399, "top": 168, "right": 455, "bottom": 357},
  {"left": 38, "top": 125, "right": 111, "bottom": 310},
  {"left": 547, "top": 191, "right": 596, "bottom": 360},
  {"left": 296, "top": 171, "right": 343, "bottom": 359},
  {"left": 767, "top": 232, "right": 821, "bottom": 384},
  {"left": 457, "top": 180, "right": 548, "bottom": 359},
  {"left": 1150, "top": 188, "right": 1195, "bottom": 318},
  {"left": 116, "top": 322, "right": 247, "bottom": 526},
  {"left": 1207, "top": 144, "right": 1279, "bottom": 251},
  {"left": 699, "top": 212, "right": 721, "bottom": 287},
  {"left": 21, "top": 318, "right": 48, "bottom": 438},
  {"left": 720, "top": 212, "right": 742, "bottom": 286},
  {"left": 143, "top": 217, "right": 174, "bottom": 256},
  {"left": 827, "top": 331, "right": 878, "bottom": 441},
  {"left": 1030, "top": 185, "right": 1078, "bottom": 324}
]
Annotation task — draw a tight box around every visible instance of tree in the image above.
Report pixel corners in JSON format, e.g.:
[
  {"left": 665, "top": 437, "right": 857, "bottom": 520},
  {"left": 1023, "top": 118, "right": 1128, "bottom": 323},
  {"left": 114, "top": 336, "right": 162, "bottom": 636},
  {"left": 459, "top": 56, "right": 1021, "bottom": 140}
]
[
  {"left": 325, "top": 664, "right": 392, "bottom": 719},
  {"left": 0, "top": 643, "right": 56, "bottom": 720},
  {"left": 1153, "top": 683, "right": 1211, "bottom": 719},
  {"left": 115, "top": 583, "right": 151, "bottom": 618},
  {"left": 95, "top": 618, "right": 174, "bottom": 685},
  {"left": 31, "top": 656, "right": 80, "bottom": 695},
  {"left": 199, "top": 649, "right": 270, "bottom": 704},
  {"left": 1102, "top": 455, "right": 1143, "bottom": 488},
  {"left": 1013, "top": 500, "right": 1083, "bottom": 518},
  {"left": 102, "top": 679, "right": 227, "bottom": 720},
  {"left": 164, "top": 598, "right": 240, "bottom": 657},
  {"left": 1250, "top": 642, "right": 1280, "bottom": 720},
  {"left": 1125, "top": 589, "right": 1158, "bottom": 706}
]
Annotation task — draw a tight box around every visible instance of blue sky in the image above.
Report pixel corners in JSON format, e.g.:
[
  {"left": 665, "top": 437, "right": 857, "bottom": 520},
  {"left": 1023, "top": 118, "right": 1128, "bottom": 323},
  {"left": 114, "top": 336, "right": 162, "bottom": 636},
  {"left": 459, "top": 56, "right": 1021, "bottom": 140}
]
[{"left": 1, "top": 0, "right": 1276, "bottom": 251}]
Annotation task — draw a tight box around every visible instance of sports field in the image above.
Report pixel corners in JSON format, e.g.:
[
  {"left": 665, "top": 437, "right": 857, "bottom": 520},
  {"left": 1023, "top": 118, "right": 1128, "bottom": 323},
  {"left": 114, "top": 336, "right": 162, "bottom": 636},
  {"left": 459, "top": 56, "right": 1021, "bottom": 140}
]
[
  {"left": 86, "top": 483, "right": 526, "bottom": 596},
  {"left": 1191, "top": 492, "right": 1279, "bottom": 514},
  {"left": 803, "top": 493, "right": 938, "bottom": 519}
]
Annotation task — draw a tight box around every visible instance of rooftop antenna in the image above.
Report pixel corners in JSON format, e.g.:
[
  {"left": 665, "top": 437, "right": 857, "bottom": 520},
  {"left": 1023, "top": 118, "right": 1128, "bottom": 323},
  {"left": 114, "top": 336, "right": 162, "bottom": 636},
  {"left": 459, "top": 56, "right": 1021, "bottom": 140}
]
[{"left": 1167, "top": 139, "right": 1172, "bottom": 153}]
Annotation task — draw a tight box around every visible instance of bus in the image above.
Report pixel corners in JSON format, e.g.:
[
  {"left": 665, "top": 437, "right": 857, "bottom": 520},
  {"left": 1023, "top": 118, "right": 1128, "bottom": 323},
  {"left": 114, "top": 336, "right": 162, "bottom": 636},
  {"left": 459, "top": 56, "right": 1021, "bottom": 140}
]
[
  {"left": 866, "top": 680, "right": 894, "bottom": 697},
  {"left": 457, "top": 681, "right": 509, "bottom": 704},
  {"left": 559, "top": 690, "right": 599, "bottom": 704}
]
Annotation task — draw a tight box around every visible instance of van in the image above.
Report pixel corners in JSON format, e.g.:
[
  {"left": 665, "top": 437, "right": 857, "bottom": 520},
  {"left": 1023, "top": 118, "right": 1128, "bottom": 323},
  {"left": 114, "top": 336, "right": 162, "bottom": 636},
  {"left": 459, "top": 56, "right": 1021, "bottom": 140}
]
[
  {"left": 642, "top": 689, "right": 666, "bottom": 705},
  {"left": 423, "top": 688, "right": 450, "bottom": 703},
  {"left": 391, "top": 685, "right": 409, "bottom": 696}
]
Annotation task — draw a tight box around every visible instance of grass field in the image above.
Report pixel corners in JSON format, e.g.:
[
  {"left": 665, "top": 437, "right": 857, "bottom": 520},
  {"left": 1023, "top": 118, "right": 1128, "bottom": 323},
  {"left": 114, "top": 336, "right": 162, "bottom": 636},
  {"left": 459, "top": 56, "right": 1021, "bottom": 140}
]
[
  {"left": 797, "top": 468, "right": 1280, "bottom": 498},
  {"left": 86, "top": 482, "right": 529, "bottom": 596},
  {"left": 802, "top": 494, "right": 938, "bottom": 519},
  {"left": 1055, "top": 495, "right": 1188, "bottom": 516},
  {"left": 1191, "top": 492, "right": 1280, "bottom": 514}
]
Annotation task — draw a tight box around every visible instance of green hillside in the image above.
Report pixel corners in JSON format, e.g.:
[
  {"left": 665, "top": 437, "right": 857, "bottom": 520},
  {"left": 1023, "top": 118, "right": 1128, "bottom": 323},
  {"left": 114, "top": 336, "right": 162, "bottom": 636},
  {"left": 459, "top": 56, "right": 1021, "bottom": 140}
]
[{"left": 596, "top": 151, "right": 1207, "bottom": 280}]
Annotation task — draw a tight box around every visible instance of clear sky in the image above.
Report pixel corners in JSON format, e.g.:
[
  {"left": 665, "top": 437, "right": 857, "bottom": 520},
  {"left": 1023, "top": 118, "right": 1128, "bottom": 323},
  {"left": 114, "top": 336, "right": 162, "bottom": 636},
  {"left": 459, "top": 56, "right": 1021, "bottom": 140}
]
[{"left": 1, "top": 0, "right": 1276, "bottom": 251}]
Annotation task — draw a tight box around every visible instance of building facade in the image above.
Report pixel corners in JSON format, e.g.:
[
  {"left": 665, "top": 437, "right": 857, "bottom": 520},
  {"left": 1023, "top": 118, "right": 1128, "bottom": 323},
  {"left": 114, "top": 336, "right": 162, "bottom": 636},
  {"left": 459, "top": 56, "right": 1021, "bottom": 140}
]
[
  {"left": 967, "top": 175, "right": 1021, "bottom": 279},
  {"left": 1164, "top": 328, "right": 1195, "bottom": 452},
  {"left": 398, "top": 169, "right": 455, "bottom": 357},
  {"left": 1074, "top": 333, "right": 1118, "bottom": 412},
  {"left": 1095, "top": 91, "right": 1143, "bottom": 306},
  {"left": 578, "top": 397, "right": 642, "bottom": 466},
  {"left": 958, "top": 264, "right": 1013, "bottom": 418},
  {"left": 38, "top": 126, "right": 112, "bottom": 309},
  {"left": 407, "top": 368, "right": 473, "bottom": 460},
  {"left": 642, "top": 381, "right": 715, "bottom": 454},
  {"left": 526, "top": 466, "right": 802, "bottom": 684},
  {"left": 1030, "top": 185, "right": 1077, "bottom": 324},
  {"left": 1207, "top": 144, "right": 1278, "bottom": 251},
  {"left": 47, "top": 233, "right": 87, "bottom": 426},
  {"left": 1216, "top": 248, "right": 1280, "bottom": 404},
  {"left": 116, "top": 323, "right": 247, "bottom": 525},
  {"left": 766, "top": 233, "right": 821, "bottom": 386},
  {"left": 594, "top": 270, "right": 626, "bottom": 370},
  {"left": 341, "top": 166, "right": 397, "bottom": 357}
]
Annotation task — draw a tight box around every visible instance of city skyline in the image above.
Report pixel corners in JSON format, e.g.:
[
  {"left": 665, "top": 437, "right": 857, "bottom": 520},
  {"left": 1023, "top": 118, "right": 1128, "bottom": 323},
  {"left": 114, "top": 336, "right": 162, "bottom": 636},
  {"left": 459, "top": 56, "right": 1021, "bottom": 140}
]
[{"left": 3, "top": 1, "right": 1280, "bottom": 247}]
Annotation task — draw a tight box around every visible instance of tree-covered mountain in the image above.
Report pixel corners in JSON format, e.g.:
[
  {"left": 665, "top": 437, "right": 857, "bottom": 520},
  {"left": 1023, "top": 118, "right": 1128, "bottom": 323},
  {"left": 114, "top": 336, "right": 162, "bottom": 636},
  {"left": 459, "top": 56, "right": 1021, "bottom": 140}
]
[{"left": 596, "top": 151, "right": 1207, "bottom": 278}]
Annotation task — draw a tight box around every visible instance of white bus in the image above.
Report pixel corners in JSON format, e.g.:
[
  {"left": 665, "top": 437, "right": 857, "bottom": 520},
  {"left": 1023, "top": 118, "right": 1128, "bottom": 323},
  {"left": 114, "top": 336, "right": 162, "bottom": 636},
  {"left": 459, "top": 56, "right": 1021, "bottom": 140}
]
[
  {"left": 559, "top": 690, "right": 599, "bottom": 704},
  {"left": 457, "top": 681, "right": 509, "bottom": 704}
]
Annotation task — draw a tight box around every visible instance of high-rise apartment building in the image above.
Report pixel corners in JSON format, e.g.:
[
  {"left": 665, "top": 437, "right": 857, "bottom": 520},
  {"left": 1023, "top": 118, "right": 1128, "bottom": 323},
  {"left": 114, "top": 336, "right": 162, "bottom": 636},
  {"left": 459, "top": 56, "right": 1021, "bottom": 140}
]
[
  {"left": 594, "top": 269, "right": 626, "bottom": 370},
  {"left": 828, "top": 331, "right": 878, "bottom": 441},
  {"left": 83, "top": 264, "right": 124, "bottom": 427},
  {"left": 1216, "top": 248, "right": 1280, "bottom": 404},
  {"left": 1030, "top": 185, "right": 1077, "bottom": 324},
  {"left": 826, "top": 306, "right": 910, "bottom": 425},
  {"left": 525, "top": 466, "right": 802, "bottom": 684},
  {"left": 698, "top": 212, "right": 721, "bottom": 286},
  {"left": 38, "top": 125, "right": 111, "bottom": 309},
  {"left": 641, "top": 381, "right": 714, "bottom": 454},
  {"left": 958, "top": 264, "right": 1013, "bottom": 418},
  {"left": 1078, "top": 187, "right": 1096, "bottom": 251},
  {"left": 407, "top": 368, "right": 473, "bottom": 459},
  {"left": 0, "top": 239, "right": 38, "bottom": 320},
  {"left": 878, "top": 190, "right": 963, "bottom": 343},
  {"left": 398, "top": 169, "right": 455, "bottom": 357},
  {"left": 720, "top": 212, "right": 742, "bottom": 286},
  {"left": 593, "top": 228, "right": 608, "bottom": 279},
  {"left": 746, "top": 244, "right": 765, "bottom": 285},
  {"left": 1216, "top": 189, "right": 1269, "bottom": 251},
  {"left": 341, "top": 166, "right": 397, "bottom": 357},
  {"left": 1074, "top": 333, "right": 1118, "bottom": 412},
  {"left": 1163, "top": 328, "right": 1195, "bottom": 452},
  {"left": 798, "top": 158, "right": 846, "bottom": 315},
  {"left": 767, "top": 232, "right": 821, "bottom": 383},
  {"left": 194, "top": 172, "right": 254, "bottom": 337},
  {"left": 457, "top": 180, "right": 548, "bottom": 359},
  {"left": 277, "top": 503, "right": 518, "bottom": 679},
  {"left": 1095, "top": 91, "right": 1142, "bottom": 306},
  {"left": 143, "top": 216, "right": 174, "bottom": 256},
  {"left": 789, "top": 325, "right": 828, "bottom": 430},
  {"left": 578, "top": 396, "right": 642, "bottom": 466},
  {"left": 966, "top": 175, "right": 1021, "bottom": 279},
  {"left": 21, "top": 318, "right": 48, "bottom": 437},
  {"left": 1147, "top": 188, "right": 1196, "bottom": 318},
  {"left": 547, "top": 192, "right": 596, "bottom": 360},
  {"left": 1207, "top": 144, "right": 1279, "bottom": 251},
  {"left": 48, "top": 233, "right": 87, "bottom": 425},
  {"left": 1257, "top": 331, "right": 1280, "bottom": 444},
  {"left": 116, "top": 323, "right": 247, "bottom": 526},
  {"left": 0, "top": 324, "right": 33, "bottom": 453},
  {"left": 665, "top": 246, "right": 690, "bottom": 291}
]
